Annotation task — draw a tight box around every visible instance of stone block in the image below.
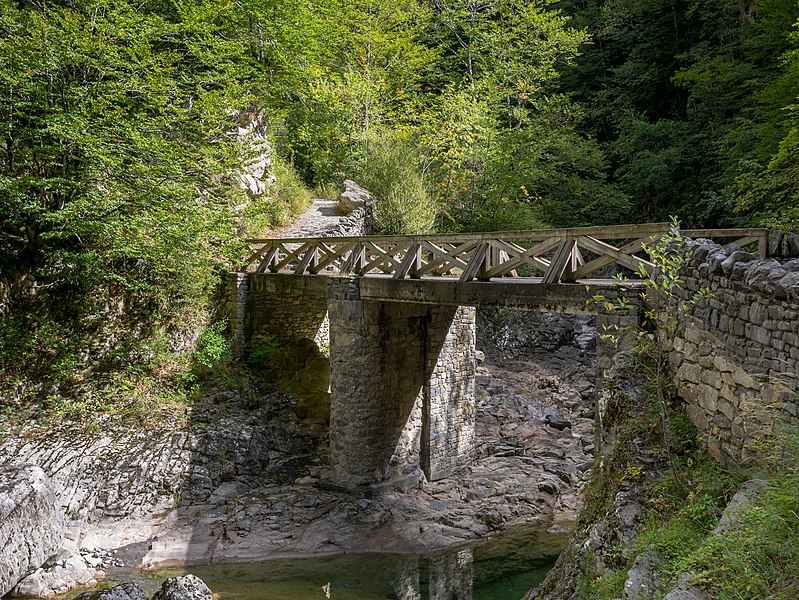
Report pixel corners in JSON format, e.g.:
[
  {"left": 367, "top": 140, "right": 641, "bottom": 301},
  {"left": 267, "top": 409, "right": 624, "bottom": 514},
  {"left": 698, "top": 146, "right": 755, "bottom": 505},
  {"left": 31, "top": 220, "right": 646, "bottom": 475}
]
[
  {"left": 732, "top": 369, "right": 757, "bottom": 389},
  {"left": 750, "top": 325, "right": 771, "bottom": 346},
  {"left": 732, "top": 318, "right": 745, "bottom": 336},
  {"left": 748, "top": 303, "right": 767, "bottom": 326},
  {"left": 718, "top": 398, "right": 735, "bottom": 421},
  {"left": 677, "top": 382, "right": 699, "bottom": 403},
  {"left": 684, "top": 327, "right": 705, "bottom": 345},
  {"left": 712, "top": 356, "right": 735, "bottom": 373},
  {"left": 686, "top": 405, "right": 709, "bottom": 430}
]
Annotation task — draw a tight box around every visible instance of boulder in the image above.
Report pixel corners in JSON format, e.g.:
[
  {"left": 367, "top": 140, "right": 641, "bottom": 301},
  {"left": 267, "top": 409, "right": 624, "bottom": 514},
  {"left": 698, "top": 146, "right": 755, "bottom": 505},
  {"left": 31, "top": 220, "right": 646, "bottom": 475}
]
[
  {"left": 543, "top": 409, "right": 571, "bottom": 431},
  {"left": 720, "top": 251, "right": 755, "bottom": 275},
  {"left": 662, "top": 575, "right": 711, "bottom": 600},
  {"left": 73, "top": 583, "right": 147, "bottom": 600},
  {"left": 783, "top": 234, "right": 799, "bottom": 258},
  {"left": 774, "top": 272, "right": 799, "bottom": 302},
  {"left": 0, "top": 463, "right": 64, "bottom": 597},
  {"left": 152, "top": 574, "right": 213, "bottom": 600},
  {"left": 14, "top": 550, "right": 103, "bottom": 597},
  {"left": 338, "top": 180, "right": 372, "bottom": 215},
  {"left": 714, "top": 479, "right": 769, "bottom": 534}
]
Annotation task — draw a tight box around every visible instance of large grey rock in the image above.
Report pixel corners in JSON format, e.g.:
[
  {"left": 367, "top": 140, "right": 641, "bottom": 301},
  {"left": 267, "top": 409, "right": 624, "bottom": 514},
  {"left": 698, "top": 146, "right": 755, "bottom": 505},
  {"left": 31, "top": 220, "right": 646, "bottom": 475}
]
[
  {"left": 714, "top": 479, "right": 769, "bottom": 533},
  {"left": 74, "top": 583, "right": 147, "bottom": 600},
  {"left": 338, "top": 180, "right": 372, "bottom": 214},
  {"left": 769, "top": 231, "right": 799, "bottom": 258},
  {"left": 774, "top": 271, "right": 799, "bottom": 301},
  {"left": 229, "top": 108, "right": 273, "bottom": 198},
  {"left": 152, "top": 575, "right": 213, "bottom": 600},
  {"left": 0, "top": 463, "right": 64, "bottom": 597},
  {"left": 720, "top": 251, "right": 755, "bottom": 275},
  {"left": 14, "top": 549, "right": 102, "bottom": 597},
  {"left": 623, "top": 551, "right": 664, "bottom": 599},
  {"left": 783, "top": 234, "right": 799, "bottom": 257},
  {"left": 662, "top": 575, "right": 711, "bottom": 599}
]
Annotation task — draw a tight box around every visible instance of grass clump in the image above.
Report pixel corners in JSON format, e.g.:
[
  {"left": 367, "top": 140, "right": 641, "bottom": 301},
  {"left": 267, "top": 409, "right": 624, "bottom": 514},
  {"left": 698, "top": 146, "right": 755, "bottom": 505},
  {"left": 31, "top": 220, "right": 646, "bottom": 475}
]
[
  {"left": 677, "top": 432, "right": 799, "bottom": 599},
  {"left": 358, "top": 132, "right": 437, "bottom": 235}
]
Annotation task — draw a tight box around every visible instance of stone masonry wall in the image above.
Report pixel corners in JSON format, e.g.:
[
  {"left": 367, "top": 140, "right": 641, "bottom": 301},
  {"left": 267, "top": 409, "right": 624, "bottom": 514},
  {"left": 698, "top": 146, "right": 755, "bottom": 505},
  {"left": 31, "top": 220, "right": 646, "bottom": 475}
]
[
  {"left": 327, "top": 278, "right": 476, "bottom": 490},
  {"left": 227, "top": 273, "right": 249, "bottom": 359},
  {"left": 228, "top": 274, "right": 329, "bottom": 359},
  {"left": 423, "top": 306, "right": 476, "bottom": 481},
  {"left": 667, "top": 239, "right": 799, "bottom": 465}
]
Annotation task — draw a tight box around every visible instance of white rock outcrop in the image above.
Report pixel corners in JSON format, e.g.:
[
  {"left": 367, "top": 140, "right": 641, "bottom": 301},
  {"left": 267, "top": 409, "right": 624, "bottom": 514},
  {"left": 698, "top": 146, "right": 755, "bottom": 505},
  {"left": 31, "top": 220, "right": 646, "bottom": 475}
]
[
  {"left": 0, "top": 463, "right": 64, "bottom": 596},
  {"left": 229, "top": 107, "right": 274, "bottom": 198},
  {"left": 338, "top": 179, "right": 372, "bottom": 214},
  {"left": 152, "top": 575, "right": 213, "bottom": 600}
]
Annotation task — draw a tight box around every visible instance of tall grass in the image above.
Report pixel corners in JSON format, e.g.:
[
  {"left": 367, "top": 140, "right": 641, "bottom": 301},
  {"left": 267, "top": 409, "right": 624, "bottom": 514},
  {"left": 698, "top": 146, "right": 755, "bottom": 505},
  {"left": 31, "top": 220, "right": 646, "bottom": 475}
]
[
  {"left": 358, "top": 134, "right": 437, "bottom": 235},
  {"left": 681, "top": 431, "right": 799, "bottom": 599}
]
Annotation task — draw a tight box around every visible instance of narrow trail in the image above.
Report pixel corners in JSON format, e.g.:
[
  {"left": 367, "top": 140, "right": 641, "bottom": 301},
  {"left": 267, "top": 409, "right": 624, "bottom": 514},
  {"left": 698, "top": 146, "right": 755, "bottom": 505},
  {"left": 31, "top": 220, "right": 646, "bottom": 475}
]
[{"left": 272, "top": 199, "right": 342, "bottom": 238}]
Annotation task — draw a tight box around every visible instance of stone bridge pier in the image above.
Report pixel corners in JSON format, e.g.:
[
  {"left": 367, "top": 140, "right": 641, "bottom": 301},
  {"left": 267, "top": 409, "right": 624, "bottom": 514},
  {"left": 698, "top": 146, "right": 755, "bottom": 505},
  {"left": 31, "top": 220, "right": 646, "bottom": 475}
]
[
  {"left": 327, "top": 278, "right": 475, "bottom": 490},
  {"left": 228, "top": 273, "right": 477, "bottom": 492},
  {"left": 229, "top": 272, "right": 642, "bottom": 492}
]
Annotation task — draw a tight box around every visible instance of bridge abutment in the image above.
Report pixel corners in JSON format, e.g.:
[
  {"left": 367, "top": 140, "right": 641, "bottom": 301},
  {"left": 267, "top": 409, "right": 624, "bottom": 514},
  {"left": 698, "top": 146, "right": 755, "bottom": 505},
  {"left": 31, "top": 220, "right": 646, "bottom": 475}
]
[
  {"left": 327, "top": 278, "right": 475, "bottom": 491},
  {"left": 229, "top": 273, "right": 329, "bottom": 354}
]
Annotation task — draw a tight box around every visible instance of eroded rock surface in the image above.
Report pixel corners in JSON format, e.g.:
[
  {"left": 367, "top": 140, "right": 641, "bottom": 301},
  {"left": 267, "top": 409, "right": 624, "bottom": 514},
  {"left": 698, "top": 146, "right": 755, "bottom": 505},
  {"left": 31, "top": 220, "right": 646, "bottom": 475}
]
[
  {"left": 1, "top": 311, "right": 596, "bottom": 577},
  {"left": 74, "top": 583, "right": 147, "bottom": 600},
  {"left": 0, "top": 463, "right": 64, "bottom": 596}
]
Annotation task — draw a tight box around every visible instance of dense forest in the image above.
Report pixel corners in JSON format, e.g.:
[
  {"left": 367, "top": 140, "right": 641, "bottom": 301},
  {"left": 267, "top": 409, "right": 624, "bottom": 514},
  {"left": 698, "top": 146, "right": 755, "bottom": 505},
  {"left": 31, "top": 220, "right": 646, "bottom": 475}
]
[{"left": 0, "top": 0, "right": 797, "bottom": 403}]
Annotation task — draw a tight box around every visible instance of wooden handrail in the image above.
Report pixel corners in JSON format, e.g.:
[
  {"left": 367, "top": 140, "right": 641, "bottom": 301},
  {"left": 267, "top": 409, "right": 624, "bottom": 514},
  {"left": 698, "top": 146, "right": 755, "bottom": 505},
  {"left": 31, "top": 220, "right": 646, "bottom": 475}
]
[{"left": 241, "top": 224, "right": 770, "bottom": 283}]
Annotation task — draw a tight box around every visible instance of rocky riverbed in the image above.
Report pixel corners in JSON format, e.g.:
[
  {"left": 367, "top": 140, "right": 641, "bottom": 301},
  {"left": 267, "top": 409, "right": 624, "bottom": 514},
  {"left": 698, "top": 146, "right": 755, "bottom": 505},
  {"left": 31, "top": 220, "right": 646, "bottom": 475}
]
[{"left": 1, "top": 310, "right": 596, "bottom": 597}]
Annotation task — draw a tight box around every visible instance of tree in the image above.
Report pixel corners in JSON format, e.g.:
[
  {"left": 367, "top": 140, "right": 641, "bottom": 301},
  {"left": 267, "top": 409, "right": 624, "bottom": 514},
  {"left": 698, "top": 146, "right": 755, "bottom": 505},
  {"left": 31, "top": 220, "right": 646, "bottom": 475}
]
[
  {"left": 419, "top": 0, "right": 629, "bottom": 230},
  {"left": 0, "top": 0, "right": 257, "bottom": 311}
]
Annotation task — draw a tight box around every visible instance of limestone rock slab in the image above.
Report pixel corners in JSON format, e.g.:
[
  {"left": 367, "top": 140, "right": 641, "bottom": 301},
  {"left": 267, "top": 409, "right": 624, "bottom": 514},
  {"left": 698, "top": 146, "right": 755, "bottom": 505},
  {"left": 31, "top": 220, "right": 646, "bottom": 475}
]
[{"left": 0, "top": 463, "right": 64, "bottom": 597}]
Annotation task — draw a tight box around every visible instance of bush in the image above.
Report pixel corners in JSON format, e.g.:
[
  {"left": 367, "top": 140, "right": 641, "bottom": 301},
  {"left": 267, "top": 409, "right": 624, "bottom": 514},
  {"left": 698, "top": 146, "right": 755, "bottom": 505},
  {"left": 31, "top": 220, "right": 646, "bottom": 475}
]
[
  {"left": 358, "top": 133, "right": 437, "bottom": 235},
  {"left": 192, "top": 320, "right": 231, "bottom": 372},
  {"left": 245, "top": 154, "right": 313, "bottom": 235}
]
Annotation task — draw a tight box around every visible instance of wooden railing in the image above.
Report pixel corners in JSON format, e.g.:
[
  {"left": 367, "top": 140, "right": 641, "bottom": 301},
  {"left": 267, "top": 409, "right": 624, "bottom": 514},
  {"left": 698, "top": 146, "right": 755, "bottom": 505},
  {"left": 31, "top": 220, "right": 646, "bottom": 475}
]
[{"left": 241, "top": 224, "right": 768, "bottom": 284}]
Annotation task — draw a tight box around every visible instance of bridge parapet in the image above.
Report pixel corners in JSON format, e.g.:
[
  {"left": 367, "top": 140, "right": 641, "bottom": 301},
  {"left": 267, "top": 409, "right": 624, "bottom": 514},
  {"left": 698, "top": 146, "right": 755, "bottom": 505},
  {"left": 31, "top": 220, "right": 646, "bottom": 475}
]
[{"left": 241, "top": 224, "right": 768, "bottom": 285}]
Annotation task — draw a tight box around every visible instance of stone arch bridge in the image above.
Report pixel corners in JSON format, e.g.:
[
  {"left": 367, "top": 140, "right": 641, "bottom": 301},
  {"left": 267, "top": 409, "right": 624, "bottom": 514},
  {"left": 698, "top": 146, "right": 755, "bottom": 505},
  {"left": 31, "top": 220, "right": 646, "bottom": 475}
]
[{"left": 227, "top": 224, "right": 767, "bottom": 492}]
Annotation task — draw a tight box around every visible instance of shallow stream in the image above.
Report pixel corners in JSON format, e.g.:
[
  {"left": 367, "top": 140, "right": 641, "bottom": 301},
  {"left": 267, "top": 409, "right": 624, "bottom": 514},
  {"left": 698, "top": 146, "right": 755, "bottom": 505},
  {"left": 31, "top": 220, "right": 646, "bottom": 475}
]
[{"left": 98, "top": 525, "right": 568, "bottom": 600}]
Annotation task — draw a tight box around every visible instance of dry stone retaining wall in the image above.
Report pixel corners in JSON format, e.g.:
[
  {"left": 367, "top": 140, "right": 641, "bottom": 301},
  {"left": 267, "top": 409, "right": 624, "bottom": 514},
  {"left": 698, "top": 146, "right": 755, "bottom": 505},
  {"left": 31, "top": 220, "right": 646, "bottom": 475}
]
[{"left": 668, "top": 238, "right": 799, "bottom": 465}]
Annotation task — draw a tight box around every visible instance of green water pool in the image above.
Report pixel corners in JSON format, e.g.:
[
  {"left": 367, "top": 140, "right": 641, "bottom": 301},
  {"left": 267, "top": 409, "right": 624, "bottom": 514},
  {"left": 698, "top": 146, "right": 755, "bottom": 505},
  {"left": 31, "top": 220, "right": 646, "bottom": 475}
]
[{"left": 100, "top": 525, "right": 569, "bottom": 600}]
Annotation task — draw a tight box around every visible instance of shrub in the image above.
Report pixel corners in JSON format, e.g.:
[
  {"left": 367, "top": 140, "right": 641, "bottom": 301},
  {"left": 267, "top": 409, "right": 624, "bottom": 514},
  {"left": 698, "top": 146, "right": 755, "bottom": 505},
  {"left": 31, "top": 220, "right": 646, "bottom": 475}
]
[
  {"left": 192, "top": 320, "right": 231, "bottom": 372},
  {"left": 358, "top": 133, "right": 437, "bottom": 235},
  {"left": 247, "top": 333, "right": 283, "bottom": 373},
  {"left": 244, "top": 153, "right": 313, "bottom": 235}
]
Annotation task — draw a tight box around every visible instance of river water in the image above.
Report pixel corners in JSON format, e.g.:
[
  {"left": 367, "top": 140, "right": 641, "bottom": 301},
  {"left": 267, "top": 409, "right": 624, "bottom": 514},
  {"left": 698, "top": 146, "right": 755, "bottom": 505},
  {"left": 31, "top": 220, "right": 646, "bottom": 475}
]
[{"left": 98, "top": 525, "right": 568, "bottom": 600}]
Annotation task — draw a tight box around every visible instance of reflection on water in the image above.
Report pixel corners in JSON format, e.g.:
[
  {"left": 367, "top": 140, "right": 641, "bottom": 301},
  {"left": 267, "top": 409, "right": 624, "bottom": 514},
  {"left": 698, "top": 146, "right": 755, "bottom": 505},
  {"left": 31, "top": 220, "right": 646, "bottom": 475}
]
[{"left": 101, "top": 525, "right": 568, "bottom": 600}]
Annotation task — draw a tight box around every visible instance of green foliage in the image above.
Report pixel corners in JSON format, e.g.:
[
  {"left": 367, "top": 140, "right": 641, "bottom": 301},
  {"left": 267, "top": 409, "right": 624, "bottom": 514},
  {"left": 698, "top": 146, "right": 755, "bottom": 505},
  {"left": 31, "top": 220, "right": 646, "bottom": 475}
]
[
  {"left": 558, "top": 0, "right": 799, "bottom": 228},
  {"left": 244, "top": 154, "right": 313, "bottom": 235},
  {"left": 358, "top": 132, "right": 437, "bottom": 234},
  {"left": 419, "top": 0, "right": 630, "bottom": 229},
  {"left": 591, "top": 568, "right": 628, "bottom": 600},
  {"left": 0, "top": 0, "right": 255, "bottom": 305},
  {"left": 247, "top": 333, "right": 281, "bottom": 366},
  {"left": 675, "top": 432, "right": 799, "bottom": 598},
  {"left": 192, "top": 321, "right": 231, "bottom": 372}
]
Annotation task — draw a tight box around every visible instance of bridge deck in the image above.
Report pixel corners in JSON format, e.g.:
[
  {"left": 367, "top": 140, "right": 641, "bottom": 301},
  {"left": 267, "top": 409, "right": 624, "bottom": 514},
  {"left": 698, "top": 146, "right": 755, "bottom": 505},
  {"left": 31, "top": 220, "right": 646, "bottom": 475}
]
[
  {"left": 242, "top": 223, "right": 767, "bottom": 286},
  {"left": 247, "top": 271, "right": 645, "bottom": 312}
]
